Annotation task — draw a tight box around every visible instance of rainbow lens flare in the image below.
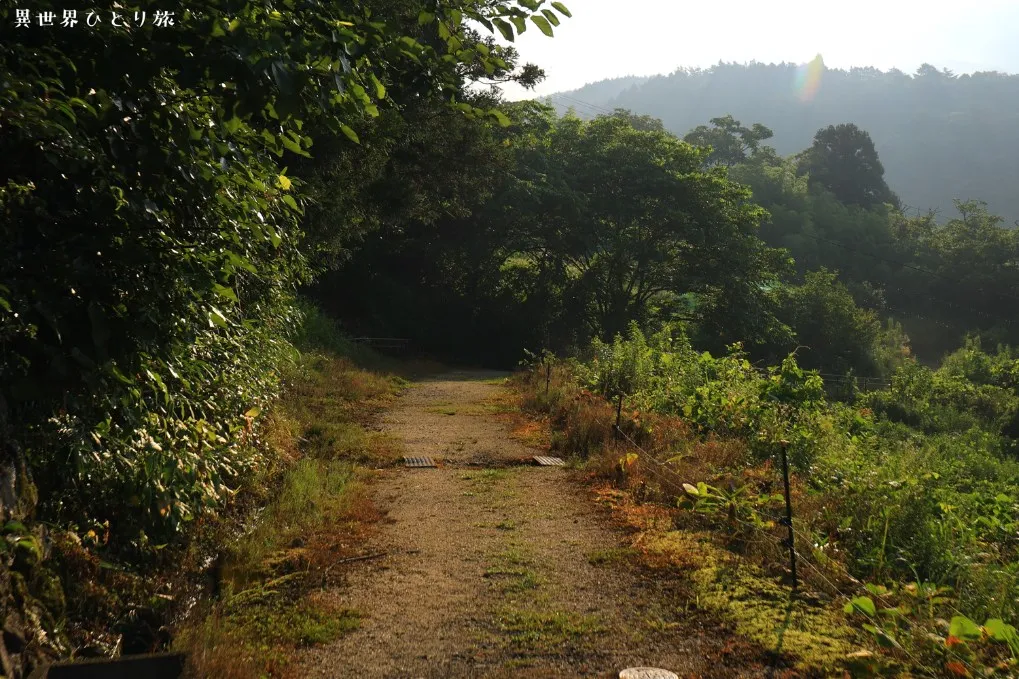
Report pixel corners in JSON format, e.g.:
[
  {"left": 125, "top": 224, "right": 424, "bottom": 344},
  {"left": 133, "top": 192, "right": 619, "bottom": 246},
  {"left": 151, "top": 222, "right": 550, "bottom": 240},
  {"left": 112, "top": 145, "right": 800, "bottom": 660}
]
[{"left": 795, "top": 55, "right": 825, "bottom": 102}]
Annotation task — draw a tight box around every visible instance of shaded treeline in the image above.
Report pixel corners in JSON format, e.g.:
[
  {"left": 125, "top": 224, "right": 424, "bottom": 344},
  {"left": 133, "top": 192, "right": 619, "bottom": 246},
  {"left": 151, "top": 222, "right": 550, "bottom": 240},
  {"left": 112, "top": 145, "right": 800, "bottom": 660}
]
[{"left": 309, "top": 103, "right": 1018, "bottom": 373}]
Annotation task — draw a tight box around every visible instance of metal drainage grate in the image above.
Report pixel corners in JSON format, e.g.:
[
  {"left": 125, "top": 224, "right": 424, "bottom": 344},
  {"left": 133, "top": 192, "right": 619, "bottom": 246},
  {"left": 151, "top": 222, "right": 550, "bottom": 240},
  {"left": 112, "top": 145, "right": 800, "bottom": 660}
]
[
  {"left": 533, "top": 455, "right": 565, "bottom": 467},
  {"left": 403, "top": 456, "right": 438, "bottom": 468},
  {"left": 619, "top": 669, "right": 679, "bottom": 679}
]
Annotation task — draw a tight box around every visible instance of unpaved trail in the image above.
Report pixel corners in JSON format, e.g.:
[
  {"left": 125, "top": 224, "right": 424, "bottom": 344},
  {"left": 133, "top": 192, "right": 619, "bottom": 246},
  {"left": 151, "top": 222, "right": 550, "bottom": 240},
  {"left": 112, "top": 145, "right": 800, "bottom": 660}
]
[{"left": 297, "top": 371, "right": 766, "bottom": 678}]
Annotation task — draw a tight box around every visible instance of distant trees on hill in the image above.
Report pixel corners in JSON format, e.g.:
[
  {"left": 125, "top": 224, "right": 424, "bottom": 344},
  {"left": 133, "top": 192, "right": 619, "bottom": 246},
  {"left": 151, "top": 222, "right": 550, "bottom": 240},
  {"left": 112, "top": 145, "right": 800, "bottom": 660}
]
[{"left": 547, "top": 62, "right": 1019, "bottom": 222}]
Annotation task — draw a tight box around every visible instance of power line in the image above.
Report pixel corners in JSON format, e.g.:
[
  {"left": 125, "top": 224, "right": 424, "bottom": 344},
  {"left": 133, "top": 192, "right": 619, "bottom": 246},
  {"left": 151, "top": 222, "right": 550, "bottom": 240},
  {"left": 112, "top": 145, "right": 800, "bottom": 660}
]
[{"left": 544, "top": 92, "right": 616, "bottom": 116}]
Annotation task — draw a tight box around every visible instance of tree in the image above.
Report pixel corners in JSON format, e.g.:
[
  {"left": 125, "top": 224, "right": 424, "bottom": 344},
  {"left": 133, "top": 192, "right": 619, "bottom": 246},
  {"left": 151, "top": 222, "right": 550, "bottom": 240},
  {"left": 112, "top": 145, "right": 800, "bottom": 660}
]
[
  {"left": 797, "top": 123, "right": 899, "bottom": 209},
  {"left": 773, "top": 270, "right": 882, "bottom": 374},
  {"left": 499, "top": 110, "right": 790, "bottom": 345},
  {"left": 684, "top": 115, "right": 775, "bottom": 167}
]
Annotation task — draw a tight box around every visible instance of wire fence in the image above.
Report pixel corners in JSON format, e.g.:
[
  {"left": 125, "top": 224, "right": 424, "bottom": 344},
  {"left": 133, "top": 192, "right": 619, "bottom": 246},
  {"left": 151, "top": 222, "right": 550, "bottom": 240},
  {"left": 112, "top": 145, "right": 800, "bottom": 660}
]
[{"left": 607, "top": 418, "right": 976, "bottom": 677}]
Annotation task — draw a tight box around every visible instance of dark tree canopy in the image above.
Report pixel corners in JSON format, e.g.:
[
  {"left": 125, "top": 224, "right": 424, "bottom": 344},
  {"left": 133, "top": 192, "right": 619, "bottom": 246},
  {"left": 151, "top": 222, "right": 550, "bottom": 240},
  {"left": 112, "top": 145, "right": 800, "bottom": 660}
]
[{"left": 798, "top": 123, "right": 899, "bottom": 209}]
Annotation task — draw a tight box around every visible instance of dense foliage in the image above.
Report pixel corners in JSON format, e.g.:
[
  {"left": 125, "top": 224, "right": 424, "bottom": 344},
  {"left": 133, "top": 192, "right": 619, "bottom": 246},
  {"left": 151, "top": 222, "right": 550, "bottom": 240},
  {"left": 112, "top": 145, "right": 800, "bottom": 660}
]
[
  {"left": 0, "top": 0, "right": 568, "bottom": 544},
  {"left": 549, "top": 325, "right": 1019, "bottom": 675},
  {"left": 731, "top": 157, "right": 1019, "bottom": 359}
]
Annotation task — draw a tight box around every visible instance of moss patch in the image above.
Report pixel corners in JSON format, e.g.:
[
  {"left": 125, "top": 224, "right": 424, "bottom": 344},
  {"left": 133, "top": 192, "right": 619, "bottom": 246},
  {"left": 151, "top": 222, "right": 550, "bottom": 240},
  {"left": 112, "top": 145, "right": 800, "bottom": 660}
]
[
  {"left": 496, "top": 608, "right": 603, "bottom": 652},
  {"left": 642, "top": 530, "right": 861, "bottom": 673}
]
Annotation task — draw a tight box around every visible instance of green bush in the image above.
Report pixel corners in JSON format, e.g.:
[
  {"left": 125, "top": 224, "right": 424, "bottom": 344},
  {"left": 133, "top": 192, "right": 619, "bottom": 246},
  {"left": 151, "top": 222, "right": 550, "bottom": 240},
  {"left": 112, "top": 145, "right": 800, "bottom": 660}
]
[{"left": 564, "top": 326, "right": 1019, "bottom": 626}]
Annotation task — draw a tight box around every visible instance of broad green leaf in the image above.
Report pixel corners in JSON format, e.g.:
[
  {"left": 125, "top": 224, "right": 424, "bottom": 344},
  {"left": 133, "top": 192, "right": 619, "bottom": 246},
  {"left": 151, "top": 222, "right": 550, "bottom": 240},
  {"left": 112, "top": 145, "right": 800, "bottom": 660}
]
[
  {"left": 682, "top": 483, "right": 699, "bottom": 496},
  {"left": 107, "top": 363, "right": 135, "bottom": 385},
  {"left": 492, "top": 18, "right": 514, "bottom": 41},
  {"left": 530, "top": 15, "right": 553, "bottom": 36},
  {"left": 949, "top": 615, "right": 981, "bottom": 640},
  {"left": 282, "top": 194, "right": 301, "bottom": 213},
  {"left": 844, "top": 596, "right": 876, "bottom": 617},
  {"left": 510, "top": 15, "right": 527, "bottom": 33},
  {"left": 369, "top": 73, "right": 386, "bottom": 99},
  {"left": 277, "top": 174, "right": 291, "bottom": 190},
  {"left": 339, "top": 123, "right": 360, "bottom": 143},
  {"left": 489, "top": 108, "right": 510, "bottom": 127},
  {"left": 551, "top": 1, "right": 572, "bottom": 17},
  {"left": 541, "top": 9, "right": 560, "bottom": 26},
  {"left": 281, "top": 134, "right": 311, "bottom": 156},
  {"left": 209, "top": 306, "right": 228, "bottom": 328},
  {"left": 244, "top": 406, "right": 261, "bottom": 418},
  {"left": 213, "top": 284, "right": 238, "bottom": 303},
  {"left": 984, "top": 618, "right": 1019, "bottom": 655},
  {"left": 267, "top": 226, "right": 282, "bottom": 248}
]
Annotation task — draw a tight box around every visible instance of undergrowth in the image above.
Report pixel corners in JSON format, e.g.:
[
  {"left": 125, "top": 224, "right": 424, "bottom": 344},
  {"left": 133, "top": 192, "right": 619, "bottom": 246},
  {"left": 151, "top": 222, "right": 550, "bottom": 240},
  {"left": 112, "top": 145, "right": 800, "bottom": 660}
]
[{"left": 514, "top": 325, "right": 1019, "bottom": 677}]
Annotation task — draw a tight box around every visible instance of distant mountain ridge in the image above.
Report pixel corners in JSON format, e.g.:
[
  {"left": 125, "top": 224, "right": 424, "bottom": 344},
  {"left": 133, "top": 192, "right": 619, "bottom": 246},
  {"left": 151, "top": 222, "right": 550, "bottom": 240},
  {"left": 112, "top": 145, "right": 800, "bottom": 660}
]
[{"left": 542, "top": 61, "right": 1019, "bottom": 223}]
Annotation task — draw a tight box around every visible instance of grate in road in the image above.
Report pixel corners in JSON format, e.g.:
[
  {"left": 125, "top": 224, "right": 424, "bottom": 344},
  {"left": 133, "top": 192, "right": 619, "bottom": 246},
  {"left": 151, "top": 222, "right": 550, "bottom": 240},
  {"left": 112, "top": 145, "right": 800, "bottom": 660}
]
[
  {"left": 533, "top": 455, "right": 565, "bottom": 467},
  {"left": 403, "top": 456, "right": 438, "bottom": 468}
]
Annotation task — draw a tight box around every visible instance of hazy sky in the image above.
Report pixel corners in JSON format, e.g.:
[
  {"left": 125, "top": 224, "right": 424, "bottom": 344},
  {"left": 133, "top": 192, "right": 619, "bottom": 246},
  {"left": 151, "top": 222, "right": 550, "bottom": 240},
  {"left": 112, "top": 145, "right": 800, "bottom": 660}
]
[{"left": 498, "top": 0, "right": 1019, "bottom": 100}]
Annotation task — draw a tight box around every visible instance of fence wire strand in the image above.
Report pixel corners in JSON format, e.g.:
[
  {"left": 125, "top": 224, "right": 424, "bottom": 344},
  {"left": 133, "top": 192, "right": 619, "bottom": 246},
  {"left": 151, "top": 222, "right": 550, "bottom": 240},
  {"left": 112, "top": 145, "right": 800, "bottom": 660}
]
[{"left": 607, "top": 416, "right": 988, "bottom": 677}]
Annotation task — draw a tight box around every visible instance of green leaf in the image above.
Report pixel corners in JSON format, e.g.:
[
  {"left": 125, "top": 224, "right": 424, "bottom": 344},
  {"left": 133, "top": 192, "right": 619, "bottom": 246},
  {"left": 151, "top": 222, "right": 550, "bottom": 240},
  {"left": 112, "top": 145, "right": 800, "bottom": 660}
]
[
  {"left": 282, "top": 194, "right": 301, "bottom": 213},
  {"left": 213, "top": 284, "right": 238, "bottom": 303},
  {"left": 510, "top": 15, "right": 527, "bottom": 33},
  {"left": 682, "top": 483, "right": 698, "bottom": 496},
  {"left": 551, "top": 1, "right": 572, "bottom": 17},
  {"left": 245, "top": 406, "right": 261, "bottom": 418},
  {"left": 107, "top": 363, "right": 135, "bottom": 385},
  {"left": 984, "top": 618, "right": 1019, "bottom": 655},
  {"left": 949, "top": 615, "right": 982, "bottom": 640},
  {"left": 844, "top": 596, "right": 876, "bottom": 617},
  {"left": 280, "top": 134, "right": 311, "bottom": 157},
  {"left": 541, "top": 9, "right": 560, "bottom": 26},
  {"left": 209, "top": 306, "right": 228, "bottom": 328},
  {"left": 267, "top": 226, "right": 282, "bottom": 248},
  {"left": 277, "top": 173, "right": 292, "bottom": 190},
  {"left": 339, "top": 123, "right": 360, "bottom": 143},
  {"left": 369, "top": 73, "right": 386, "bottom": 99},
  {"left": 492, "top": 18, "right": 514, "bottom": 41},
  {"left": 489, "top": 108, "right": 510, "bottom": 127},
  {"left": 530, "top": 15, "right": 553, "bottom": 36}
]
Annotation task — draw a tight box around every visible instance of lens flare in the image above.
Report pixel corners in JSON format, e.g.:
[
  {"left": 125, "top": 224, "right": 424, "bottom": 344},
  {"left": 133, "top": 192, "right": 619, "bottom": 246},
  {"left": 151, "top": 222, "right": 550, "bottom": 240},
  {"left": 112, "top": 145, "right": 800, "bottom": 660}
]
[{"left": 795, "top": 54, "right": 825, "bottom": 102}]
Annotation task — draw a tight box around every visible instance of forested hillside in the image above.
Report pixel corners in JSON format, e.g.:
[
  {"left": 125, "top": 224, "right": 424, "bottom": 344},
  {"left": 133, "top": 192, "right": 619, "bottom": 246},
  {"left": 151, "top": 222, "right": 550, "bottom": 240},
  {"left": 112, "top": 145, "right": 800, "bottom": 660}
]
[{"left": 546, "top": 59, "right": 1019, "bottom": 222}]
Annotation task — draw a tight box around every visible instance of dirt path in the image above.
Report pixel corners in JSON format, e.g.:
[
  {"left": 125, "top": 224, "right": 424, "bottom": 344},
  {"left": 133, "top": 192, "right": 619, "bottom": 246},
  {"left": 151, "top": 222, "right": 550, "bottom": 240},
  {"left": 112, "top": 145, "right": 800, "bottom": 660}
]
[{"left": 297, "top": 371, "right": 764, "bottom": 678}]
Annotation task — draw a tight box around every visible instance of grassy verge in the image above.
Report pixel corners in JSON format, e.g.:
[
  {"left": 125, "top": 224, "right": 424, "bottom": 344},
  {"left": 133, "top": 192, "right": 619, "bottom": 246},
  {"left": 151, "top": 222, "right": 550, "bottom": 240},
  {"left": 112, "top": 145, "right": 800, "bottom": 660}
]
[
  {"left": 175, "top": 334, "right": 419, "bottom": 677},
  {"left": 508, "top": 364, "right": 863, "bottom": 676}
]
